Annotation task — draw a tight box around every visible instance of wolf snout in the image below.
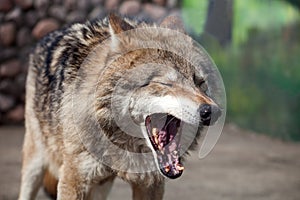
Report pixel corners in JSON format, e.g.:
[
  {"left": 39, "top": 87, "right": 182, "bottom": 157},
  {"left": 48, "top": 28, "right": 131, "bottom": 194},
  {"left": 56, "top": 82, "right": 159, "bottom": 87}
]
[{"left": 199, "top": 104, "right": 221, "bottom": 126}]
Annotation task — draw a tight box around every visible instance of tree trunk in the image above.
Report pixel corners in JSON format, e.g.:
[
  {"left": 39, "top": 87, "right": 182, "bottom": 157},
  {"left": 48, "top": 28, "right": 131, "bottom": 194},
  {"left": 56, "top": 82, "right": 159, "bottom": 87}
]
[
  {"left": 204, "top": 0, "right": 233, "bottom": 47},
  {"left": 283, "top": 0, "right": 300, "bottom": 9}
]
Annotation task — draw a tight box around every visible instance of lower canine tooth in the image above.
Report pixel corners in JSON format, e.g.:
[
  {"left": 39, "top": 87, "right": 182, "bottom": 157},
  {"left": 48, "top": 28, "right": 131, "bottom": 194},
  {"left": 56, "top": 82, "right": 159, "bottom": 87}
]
[
  {"left": 158, "top": 145, "right": 163, "bottom": 151},
  {"left": 155, "top": 137, "right": 159, "bottom": 145},
  {"left": 176, "top": 164, "right": 184, "bottom": 171},
  {"left": 165, "top": 166, "right": 170, "bottom": 172}
]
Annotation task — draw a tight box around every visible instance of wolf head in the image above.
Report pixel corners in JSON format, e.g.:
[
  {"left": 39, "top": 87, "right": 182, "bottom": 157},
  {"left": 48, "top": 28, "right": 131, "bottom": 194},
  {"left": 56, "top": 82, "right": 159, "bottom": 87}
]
[
  {"left": 79, "top": 14, "right": 223, "bottom": 179},
  {"left": 112, "top": 61, "right": 222, "bottom": 179}
]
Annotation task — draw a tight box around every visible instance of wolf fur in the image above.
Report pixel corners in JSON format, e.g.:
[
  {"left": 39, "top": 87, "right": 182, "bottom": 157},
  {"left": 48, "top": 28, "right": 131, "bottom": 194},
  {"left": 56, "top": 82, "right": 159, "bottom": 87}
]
[{"left": 19, "top": 14, "right": 220, "bottom": 200}]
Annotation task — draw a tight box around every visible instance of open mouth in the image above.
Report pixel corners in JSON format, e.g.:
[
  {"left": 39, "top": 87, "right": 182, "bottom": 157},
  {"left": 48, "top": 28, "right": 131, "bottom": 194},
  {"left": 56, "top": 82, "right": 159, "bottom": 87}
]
[{"left": 145, "top": 113, "right": 184, "bottom": 179}]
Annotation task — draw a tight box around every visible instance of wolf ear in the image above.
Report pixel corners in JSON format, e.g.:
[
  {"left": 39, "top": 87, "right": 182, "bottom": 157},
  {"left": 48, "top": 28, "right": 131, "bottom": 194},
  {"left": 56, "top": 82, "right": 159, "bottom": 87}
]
[
  {"left": 108, "top": 13, "right": 134, "bottom": 34},
  {"left": 160, "top": 15, "right": 185, "bottom": 33},
  {"left": 108, "top": 13, "right": 134, "bottom": 50}
]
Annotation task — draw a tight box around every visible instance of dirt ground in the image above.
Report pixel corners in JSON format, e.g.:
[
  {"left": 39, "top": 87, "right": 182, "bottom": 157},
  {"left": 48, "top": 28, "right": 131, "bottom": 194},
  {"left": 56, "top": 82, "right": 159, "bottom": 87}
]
[{"left": 0, "top": 125, "right": 300, "bottom": 200}]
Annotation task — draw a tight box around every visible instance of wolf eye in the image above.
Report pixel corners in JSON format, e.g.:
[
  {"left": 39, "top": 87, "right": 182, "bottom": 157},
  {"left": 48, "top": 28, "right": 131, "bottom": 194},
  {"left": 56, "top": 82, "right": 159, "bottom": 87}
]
[
  {"left": 193, "top": 74, "right": 207, "bottom": 92},
  {"left": 140, "top": 82, "right": 150, "bottom": 87},
  {"left": 193, "top": 74, "right": 204, "bottom": 85},
  {"left": 152, "top": 81, "right": 173, "bottom": 87},
  {"left": 200, "top": 82, "right": 208, "bottom": 92}
]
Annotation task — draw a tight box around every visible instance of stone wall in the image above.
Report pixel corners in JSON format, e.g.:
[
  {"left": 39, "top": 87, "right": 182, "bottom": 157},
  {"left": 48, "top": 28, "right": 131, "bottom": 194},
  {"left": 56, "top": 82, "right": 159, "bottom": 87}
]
[{"left": 0, "top": 0, "right": 180, "bottom": 124}]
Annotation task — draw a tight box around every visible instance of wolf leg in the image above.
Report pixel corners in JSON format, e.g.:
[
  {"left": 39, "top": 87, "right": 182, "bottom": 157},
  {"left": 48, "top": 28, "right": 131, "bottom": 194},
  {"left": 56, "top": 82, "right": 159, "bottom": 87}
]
[
  {"left": 130, "top": 182, "right": 165, "bottom": 200},
  {"left": 88, "top": 177, "right": 115, "bottom": 200},
  {"left": 43, "top": 169, "right": 58, "bottom": 199},
  {"left": 57, "top": 154, "right": 100, "bottom": 200},
  {"left": 57, "top": 165, "right": 88, "bottom": 200},
  {"left": 18, "top": 131, "right": 45, "bottom": 200}
]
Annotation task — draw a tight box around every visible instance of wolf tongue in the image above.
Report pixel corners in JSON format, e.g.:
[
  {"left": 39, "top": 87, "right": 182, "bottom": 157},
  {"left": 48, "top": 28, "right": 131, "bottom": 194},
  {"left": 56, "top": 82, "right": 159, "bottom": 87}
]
[{"left": 167, "top": 119, "right": 178, "bottom": 138}]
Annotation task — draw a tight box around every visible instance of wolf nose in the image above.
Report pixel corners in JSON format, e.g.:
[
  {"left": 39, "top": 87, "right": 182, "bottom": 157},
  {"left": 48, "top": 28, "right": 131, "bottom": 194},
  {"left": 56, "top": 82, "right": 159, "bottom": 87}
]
[{"left": 199, "top": 104, "right": 221, "bottom": 126}]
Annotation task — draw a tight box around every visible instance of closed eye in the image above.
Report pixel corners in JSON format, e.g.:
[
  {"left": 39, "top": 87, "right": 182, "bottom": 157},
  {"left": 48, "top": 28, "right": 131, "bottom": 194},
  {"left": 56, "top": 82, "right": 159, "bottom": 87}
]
[
  {"left": 140, "top": 82, "right": 150, "bottom": 87},
  {"left": 200, "top": 82, "right": 208, "bottom": 93},
  {"left": 193, "top": 74, "right": 204, "bottom": 86},
  {"left": 152, "top": 81, "right": 173, "bottom": 87},
  {"left": 193, "top": 74, "right": 207, "bottom": 93},
  {"left": 140, "top": 81, "right": 173, "bottom": 88}
]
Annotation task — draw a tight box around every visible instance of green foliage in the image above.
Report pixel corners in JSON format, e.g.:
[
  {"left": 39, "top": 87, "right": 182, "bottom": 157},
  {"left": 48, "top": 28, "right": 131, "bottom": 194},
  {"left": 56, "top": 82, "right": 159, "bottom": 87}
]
[
  {"left": 182, "top": 0, "right": 299, "bottom": 45},
  {"left": 183, "top": 0, "right": 300, "bottom": 141},
  {"left": 182, "top": 0, "right": 208, "bottom": 33},
  {"left": 234, "top": 0, "right": 299, "bottom": 46},
  {"left": 203, "top": 27, "right": 300, "bottom": 141}
]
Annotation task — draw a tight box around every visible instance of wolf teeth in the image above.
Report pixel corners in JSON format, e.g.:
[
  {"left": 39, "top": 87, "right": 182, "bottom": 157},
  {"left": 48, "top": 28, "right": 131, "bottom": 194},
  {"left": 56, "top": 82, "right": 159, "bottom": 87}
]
[
  {"left": 152, "top": 128, "right": 158, "bottom": 136},
  {"left": 176, "top": 164, "right": 184, "bottom": 171},
  {"left": 165, "top": 166, "right": 170, "bottom": 172},
  {"left": 158, "top": 144, "right": 163, "bottom": 151},
  {"left": 152, "top": 128, "right": 159, "bottom": 146}
]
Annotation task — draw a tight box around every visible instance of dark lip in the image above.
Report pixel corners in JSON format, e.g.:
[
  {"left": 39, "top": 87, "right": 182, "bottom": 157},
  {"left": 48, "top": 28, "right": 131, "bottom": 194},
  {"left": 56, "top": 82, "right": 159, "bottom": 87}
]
[
  {"left": 145, "top": 113, "right": 184, "bottom": 179},
  {"left": 201, "top": 107, "right": 222, "bottom": 126},
  {"left": 201, "top": 118, "right": 211, "bottom": 126}
]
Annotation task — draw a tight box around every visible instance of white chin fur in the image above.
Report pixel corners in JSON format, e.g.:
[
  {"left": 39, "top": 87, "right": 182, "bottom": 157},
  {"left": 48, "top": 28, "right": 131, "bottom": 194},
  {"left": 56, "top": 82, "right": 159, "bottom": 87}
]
[{"left": 141, "top": 95, "right": 200, "bottom": 125}]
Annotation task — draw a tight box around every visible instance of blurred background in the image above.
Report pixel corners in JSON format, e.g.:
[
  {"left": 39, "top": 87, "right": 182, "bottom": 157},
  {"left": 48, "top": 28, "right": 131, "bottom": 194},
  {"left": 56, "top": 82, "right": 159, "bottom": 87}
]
[
  {"left": 183, "top": 0, "right": 300, "bottom": 141},
  {"left": 1, "top": 1, "right": 300, "bottom": 200},
  {"left": 1, "top": 0, "right": 299, "bottom": 141}
]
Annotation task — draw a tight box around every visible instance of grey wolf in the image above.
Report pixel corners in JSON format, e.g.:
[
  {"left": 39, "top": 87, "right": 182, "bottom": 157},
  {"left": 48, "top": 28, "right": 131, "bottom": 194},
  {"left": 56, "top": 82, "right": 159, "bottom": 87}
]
[{"left": 19, "top": 13, "right": 221, "bottom": 200}]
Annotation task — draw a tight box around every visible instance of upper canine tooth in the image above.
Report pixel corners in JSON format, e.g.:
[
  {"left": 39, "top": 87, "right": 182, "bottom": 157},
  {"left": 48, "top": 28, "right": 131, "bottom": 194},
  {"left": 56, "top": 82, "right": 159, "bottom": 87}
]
[
  {"left": 154, "top": 136, "right": 159, "bottom": 145},
  {"left": 152, "top": 128, "right": 158, "bottom": 136},
  {"left": 152, "top": 128, "right": 158, "bottom": 143},
  {"left": 165, "top": 166, "right": 170, "bottom": 172}
]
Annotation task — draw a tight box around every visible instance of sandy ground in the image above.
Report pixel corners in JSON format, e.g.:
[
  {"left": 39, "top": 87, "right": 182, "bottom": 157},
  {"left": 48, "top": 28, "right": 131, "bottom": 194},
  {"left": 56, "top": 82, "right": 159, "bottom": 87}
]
[{"left": 0, "top": 125, "right": 300, "bottom": 200}]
